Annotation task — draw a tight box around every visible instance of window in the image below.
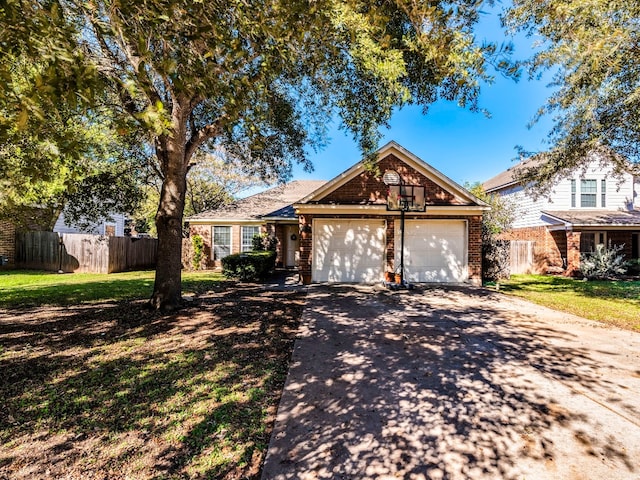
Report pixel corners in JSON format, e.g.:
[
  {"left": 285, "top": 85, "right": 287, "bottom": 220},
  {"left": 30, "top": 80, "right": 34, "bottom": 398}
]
[
  {"left": 213, "top": 226, "right": 231, "bottom": 260},
  {"left": 571, "top": 179, "right": 576, "bottom": 208},
  {"left": 580, "top": 179, "right": 597, "bottom": 207},
  {"left": 241, "top": 226, "right": 260, "bottom": 252},
  {"left": 580, "top": 231, "right": 606, "bottom": 254},
  {"left": 601, "top": 179, "right": 606, "bottom": 207}
]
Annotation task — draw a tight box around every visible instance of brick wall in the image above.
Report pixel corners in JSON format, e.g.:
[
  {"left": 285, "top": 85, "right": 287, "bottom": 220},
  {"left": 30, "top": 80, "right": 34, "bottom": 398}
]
[
  {"left": 608, "top": 231, "right": 633, "bottom": 258},
  {"left": 298, "top": 214, "right": 313, "bottom": 283},
  {"left": 322, "top": 154, "right": 466, "bottom": 206},
  {"left": 0, "top": 220, "right": 16, "bottom": 267},
  {"left": 468, "top": 216, "right": 482, "bottom": 284}
]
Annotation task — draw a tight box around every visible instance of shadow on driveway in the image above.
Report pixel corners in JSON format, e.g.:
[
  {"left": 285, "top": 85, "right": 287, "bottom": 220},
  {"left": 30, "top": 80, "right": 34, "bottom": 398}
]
[{"left": 262, "top": 284, "right": 640, "bottom": 479}]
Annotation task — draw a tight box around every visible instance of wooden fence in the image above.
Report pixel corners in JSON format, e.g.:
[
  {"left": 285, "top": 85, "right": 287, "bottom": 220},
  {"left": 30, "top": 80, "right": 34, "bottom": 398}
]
[
  {"left": 510, "top": 240, "right": 534, "bottom": 274},
  {"left": 15, "top": 232, "right": 157, "bottom": 273}
]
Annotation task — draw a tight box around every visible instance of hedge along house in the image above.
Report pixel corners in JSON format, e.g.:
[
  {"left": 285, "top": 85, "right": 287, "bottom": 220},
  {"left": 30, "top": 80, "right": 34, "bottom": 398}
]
[
  {"left": 186, "top": 180, "right": 326, "bottom": 269},
  {"left": 294, "top": 142, "right": 488, "bottom": 284}
]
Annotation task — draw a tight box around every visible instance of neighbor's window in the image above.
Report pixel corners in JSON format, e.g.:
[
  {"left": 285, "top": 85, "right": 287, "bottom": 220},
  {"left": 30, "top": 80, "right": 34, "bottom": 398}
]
[
  {"left": 571, "top": 179, "right": 576, "bottom": 207},
  {"left": 213, "top": 226, "right": 231, "bottom": 260},
  {"left": 241, "top": 225, "right": 260, "bottom": 252},
  {"left": 580, "top": 179, "right": 597, "bottom": 207},
  {"left": 601, "top": 179, "right": 607, "bottom": 207}
]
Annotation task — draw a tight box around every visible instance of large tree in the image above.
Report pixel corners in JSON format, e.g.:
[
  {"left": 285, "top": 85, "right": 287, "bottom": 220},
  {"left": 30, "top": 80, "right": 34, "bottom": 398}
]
[
  {"left": 503, "top": 0, "right": 640, "bottom": 192},
  {"left": 2, "top": 0, "right": 511, "bottom": 309}
]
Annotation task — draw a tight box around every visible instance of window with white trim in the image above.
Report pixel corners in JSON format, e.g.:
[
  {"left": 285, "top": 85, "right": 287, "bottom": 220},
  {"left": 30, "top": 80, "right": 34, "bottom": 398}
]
[
  {"left": 580, "top": 179, "right": 597, "bottom": 207},
  {"left": 213, "top": 226, "right": 231, "bottom": 260},
  {"left": 241, "top": 226, "right": 260, "bottom": 252}
]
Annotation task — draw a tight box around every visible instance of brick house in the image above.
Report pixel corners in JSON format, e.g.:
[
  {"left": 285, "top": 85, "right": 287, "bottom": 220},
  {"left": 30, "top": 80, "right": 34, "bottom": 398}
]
[
  {"left": 483, "top": 154, "right": 640, "bottom": 275},
  {"left": 188, "top": 141, "right": 488, "bottom": 285}
]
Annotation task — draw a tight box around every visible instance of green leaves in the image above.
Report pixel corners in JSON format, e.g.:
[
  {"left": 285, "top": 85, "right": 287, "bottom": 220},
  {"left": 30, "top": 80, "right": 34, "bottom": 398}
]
[{"left": 504, "top": 0, "right": 640, "bottom": 178}]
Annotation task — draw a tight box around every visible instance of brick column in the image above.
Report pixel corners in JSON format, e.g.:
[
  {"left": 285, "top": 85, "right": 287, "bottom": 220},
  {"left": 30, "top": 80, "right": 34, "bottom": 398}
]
[
  {"left": 468, "top": 216, "right": 482, "bottom": 285},
  {"left": 565, "top": 230, "right": 581, "bottom": 276},
  {"left": 385, "top": 218, "right": 395, "bottom": 272},
  {"left": 298, "top": 214, "right": 313, "bottom": 284}
]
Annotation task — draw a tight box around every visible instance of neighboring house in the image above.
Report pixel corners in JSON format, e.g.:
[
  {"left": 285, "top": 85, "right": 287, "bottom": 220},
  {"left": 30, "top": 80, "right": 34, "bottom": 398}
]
[
  {"left": 188, "top": 141, "right": 488, "bottom": 285},
  {"left": 483, "top": 153, "right": 640, "bottom": 274},
  {"left": 0, "top": 219, "right": 16, "bottom": 267},
  {"left": 53, "top": 212, "right": 126, "bottom": 237}
]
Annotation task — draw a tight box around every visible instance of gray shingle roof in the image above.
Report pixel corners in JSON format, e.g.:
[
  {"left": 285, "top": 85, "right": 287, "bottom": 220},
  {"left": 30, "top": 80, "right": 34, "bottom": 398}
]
[
  {"left": 483, "top": 157, "right": 543, "bottom": 192},
  {"left": 542, "top": 209, "right": 640, "bottom": 227},
  {"left": 186, "top": 180, "right": 326, "bottom": 221}
]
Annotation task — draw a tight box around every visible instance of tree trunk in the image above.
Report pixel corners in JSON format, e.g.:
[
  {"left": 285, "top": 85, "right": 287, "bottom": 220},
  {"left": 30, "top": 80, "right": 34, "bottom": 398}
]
[{"left": 150, "top": 143, "right": 188, "bottom": 310}]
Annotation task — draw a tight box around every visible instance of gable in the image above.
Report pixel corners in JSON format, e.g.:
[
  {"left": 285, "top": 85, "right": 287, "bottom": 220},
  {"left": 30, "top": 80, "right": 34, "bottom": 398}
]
[{"left": 298, "top": 142, "right": 484, "bottom": 208}]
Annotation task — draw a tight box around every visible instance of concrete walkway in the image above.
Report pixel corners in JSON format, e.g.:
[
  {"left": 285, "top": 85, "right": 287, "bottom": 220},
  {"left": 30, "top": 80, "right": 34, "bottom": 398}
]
[{"left": 261, "top": 284, "right": 640, "bottom": 480}]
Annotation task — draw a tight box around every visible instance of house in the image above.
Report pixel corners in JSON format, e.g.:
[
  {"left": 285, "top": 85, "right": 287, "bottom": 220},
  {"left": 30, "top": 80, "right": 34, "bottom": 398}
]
[
  {"left": 187, "top": 180, "right": 327, "bottom": 269},
  {"left": 483, "top": 153, "right": 640, "bottom": 274},
  {"left": 53, "top": 211, "right": 127, "bottom": 237},
  {"left": 0, "top": 219, "right": 16, "bottom": 268},
  {"left": 188, "top": 141, "right": 488, "bottom": 284}
]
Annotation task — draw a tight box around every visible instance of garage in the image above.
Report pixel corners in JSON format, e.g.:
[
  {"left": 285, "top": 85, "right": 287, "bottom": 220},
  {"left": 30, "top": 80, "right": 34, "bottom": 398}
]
[
  {"left": 395, "top": 220, "right": 468, "bottom": 282},
  {"left": 313, "top": 219, "right": 386, "bottom": 282}
]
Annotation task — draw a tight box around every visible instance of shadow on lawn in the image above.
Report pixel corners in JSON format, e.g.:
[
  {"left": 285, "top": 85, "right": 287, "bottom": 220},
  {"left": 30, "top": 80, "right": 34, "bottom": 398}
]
[
  {"left": 263, "top": 284, "right": 639, "bottom": 479},
  {"left": 0, "top": 282, "right": 304, "bottom": 479}
]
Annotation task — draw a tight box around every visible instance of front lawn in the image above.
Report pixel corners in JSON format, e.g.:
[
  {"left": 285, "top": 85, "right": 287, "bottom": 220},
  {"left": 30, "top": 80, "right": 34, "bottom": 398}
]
[
  {"left": 0, "top": 270, "right": 225, "bottom": 307},
  {"left": 498, "top": 274, "right": 640, "bottom": 331},
  {"left": 0, "top": 270, "right": 304, "bottom": 479}
]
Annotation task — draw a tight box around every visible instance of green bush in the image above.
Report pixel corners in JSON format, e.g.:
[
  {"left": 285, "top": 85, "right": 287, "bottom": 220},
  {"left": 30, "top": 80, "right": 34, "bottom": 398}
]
[
  {"left": 221, "top": 250, "right": 276, "bottom": 281},
  {"left": 191, "top": 234, "right": 204, "bottom": 270},
  {"left": 580, "top": 244, "right": 627, "bottom": 280},
  {"left": 626, "top": 258, "right": 640, "bottom": 276},
  {"left": 252, "top": 233, "right": 277, "bottom": 252}
]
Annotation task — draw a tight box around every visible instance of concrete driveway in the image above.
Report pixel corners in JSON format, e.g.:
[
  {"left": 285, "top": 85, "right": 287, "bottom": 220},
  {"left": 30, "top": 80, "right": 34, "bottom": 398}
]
[{"left": 261, "top": 284, "right": 640, "bottom": 480}]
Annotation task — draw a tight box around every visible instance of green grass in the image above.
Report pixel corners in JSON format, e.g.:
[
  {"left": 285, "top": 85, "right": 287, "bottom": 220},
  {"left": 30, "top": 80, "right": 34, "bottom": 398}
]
[
  {"left": 498, "top": 274, "right": 640, "bottom": 331},
  {"left": 0, "top": 270, "right": 225, "bottom": 307}
]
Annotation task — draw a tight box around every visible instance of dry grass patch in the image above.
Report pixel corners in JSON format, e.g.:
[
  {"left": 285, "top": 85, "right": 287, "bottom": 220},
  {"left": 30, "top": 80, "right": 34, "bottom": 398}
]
[{"left": 0, "top": 282, "right": 304, "bottom": 479}]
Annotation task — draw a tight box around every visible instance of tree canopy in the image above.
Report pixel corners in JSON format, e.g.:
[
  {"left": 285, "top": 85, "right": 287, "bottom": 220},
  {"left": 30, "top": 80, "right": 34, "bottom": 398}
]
[
  {"left": 1, "top": 0, "right": 513, "bottom": 309},
  {"left": 503, "top": 0, "right": 640, "bottom": 191}
]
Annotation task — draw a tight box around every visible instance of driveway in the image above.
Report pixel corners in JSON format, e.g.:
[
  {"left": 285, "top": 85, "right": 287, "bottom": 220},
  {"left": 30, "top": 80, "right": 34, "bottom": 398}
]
[{"left": 261, "top": 284, "right": 640, "bottom": 480}]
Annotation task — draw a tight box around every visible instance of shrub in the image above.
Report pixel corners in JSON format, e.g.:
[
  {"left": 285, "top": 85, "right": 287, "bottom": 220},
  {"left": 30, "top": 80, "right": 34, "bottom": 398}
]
[
  {"left": 580, "top": 244, "right": 627, "bottom": 280},
  {"left": 483, "top": 239, "right": 510, "bottom": 282},
  {"left": 191, "top": 234, "right": 204, "bottom": 270},
  {"left": 252, "top": 233, "right": 277, "bottom": 252},
  {"left": 626, "top": 258, "right": 640, "bottom": 276},
  {"left": 221, "top": 250, "right": 276, "bottom": 281}
]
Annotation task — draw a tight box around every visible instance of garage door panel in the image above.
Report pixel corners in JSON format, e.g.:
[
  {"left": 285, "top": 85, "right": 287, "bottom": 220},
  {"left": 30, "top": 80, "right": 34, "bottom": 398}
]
[
  {"left": 395, "top": 220, "right": 468, "bottom": 283},
  {"left": 313, "top": 220, "right": 385, "bottom": 283}
]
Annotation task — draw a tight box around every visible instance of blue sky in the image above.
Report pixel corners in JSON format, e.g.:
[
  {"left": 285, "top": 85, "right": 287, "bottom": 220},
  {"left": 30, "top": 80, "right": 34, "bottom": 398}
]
[{"left": 289, "top": 8, "right": 557, "bottom": 189}]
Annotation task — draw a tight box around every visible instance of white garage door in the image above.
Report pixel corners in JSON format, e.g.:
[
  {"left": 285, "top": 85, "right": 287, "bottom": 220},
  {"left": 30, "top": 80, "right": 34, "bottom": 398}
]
[
  {"left": 313, "top": 219, "right": 385, "bottom": 282},
  {"left": 395, "top": 220, "right": 468, "bottom": 283}
]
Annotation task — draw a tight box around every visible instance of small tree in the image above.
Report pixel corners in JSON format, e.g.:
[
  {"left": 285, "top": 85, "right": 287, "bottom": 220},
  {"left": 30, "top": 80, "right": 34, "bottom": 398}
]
[{"left": 467, "top": 183, "right": 516, "bottom": 281}]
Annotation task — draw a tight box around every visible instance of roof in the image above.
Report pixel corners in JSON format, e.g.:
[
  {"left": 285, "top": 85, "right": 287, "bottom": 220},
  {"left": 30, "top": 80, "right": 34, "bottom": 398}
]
[
  {"left": 297, "top": 141, "right": 488, "bottom": 208},
  {"left": 186, "top": 180, "right": 326, "bottom": 221},
  {"left": 483, "top": 156, "right": 544, "bottom": 193},
  {"left": 541, "top": 209, "right": 640, "bottom": 227}
]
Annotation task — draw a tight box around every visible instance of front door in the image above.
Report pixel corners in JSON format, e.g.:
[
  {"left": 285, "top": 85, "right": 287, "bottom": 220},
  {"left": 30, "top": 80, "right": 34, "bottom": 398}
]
[{"left": 285, "top": 225, "right": 300, "bottom": 268}]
